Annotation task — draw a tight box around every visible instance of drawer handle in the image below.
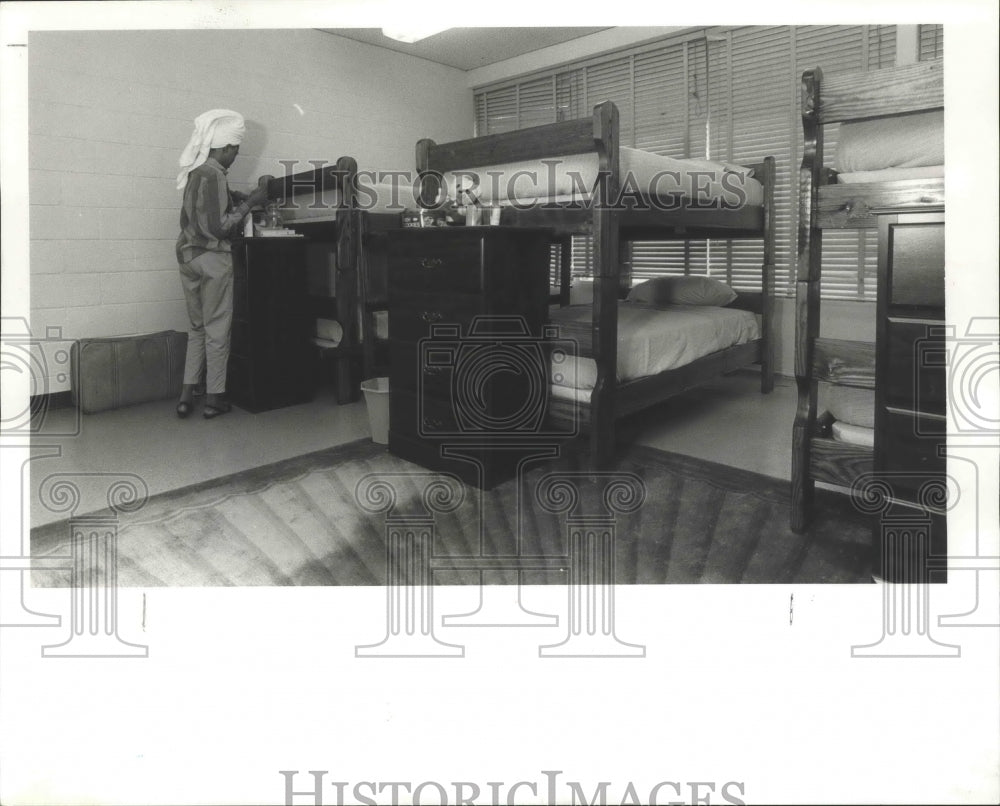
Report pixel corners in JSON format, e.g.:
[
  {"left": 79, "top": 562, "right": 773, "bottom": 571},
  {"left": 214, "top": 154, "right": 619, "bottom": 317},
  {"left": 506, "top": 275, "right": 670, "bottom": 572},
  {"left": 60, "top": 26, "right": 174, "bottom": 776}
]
[
  {"left": 419, "top": 310, "right": 443, "bottom": 323},
  {"left": 420, "top": 257, "right": 443, "bottom": 269},
  {"left": 422, "top": 417, "right": 444, "bottom": 430}
]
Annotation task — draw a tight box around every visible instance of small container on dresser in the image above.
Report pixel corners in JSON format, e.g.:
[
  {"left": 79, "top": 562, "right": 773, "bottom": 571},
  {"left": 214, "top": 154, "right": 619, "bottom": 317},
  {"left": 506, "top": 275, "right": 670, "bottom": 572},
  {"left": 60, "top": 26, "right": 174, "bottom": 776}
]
[
  {"left": 228, "top": 236, "right": 316, "bottom": 413},
  {"left": 873, "top": 207, "right": 947, "bottom": 582},
  {"left": 385, "top": 226, "right": 556, "bottom": 488}
]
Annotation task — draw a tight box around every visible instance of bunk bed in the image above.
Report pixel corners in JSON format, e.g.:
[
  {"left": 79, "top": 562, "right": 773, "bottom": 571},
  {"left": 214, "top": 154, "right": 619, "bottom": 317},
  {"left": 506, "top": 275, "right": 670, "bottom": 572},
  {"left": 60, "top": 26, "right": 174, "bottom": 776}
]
[
  {"left": 790, "top": 59, "right": 945, "bottom": 533},
  {"left": 415, "top": 101, "right": 776, "bottom": 467},
  {"left": 273, "top": 160, "right": 403, "bottom": 402}
]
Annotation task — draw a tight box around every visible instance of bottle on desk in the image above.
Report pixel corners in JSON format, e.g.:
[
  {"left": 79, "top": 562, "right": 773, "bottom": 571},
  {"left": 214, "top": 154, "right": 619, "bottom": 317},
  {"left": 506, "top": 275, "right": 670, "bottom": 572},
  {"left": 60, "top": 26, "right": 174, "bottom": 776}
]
[{"left": 266, "top": 201, "right": 283, "bottom": 230}]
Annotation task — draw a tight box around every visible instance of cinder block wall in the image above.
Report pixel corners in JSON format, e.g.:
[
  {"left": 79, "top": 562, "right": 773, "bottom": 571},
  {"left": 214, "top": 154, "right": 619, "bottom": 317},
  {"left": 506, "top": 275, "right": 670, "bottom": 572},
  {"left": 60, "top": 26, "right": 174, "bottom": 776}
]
[{"left": 27, "top": 29, "right": 471, "bottom": 391}]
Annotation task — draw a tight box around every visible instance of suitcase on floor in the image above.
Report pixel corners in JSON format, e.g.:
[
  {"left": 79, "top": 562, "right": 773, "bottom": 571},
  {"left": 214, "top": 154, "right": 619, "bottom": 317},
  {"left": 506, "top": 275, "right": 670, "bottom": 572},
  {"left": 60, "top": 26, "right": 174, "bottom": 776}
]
[{"left": 71, "top": 330, "right": 188, "bottom": 414}]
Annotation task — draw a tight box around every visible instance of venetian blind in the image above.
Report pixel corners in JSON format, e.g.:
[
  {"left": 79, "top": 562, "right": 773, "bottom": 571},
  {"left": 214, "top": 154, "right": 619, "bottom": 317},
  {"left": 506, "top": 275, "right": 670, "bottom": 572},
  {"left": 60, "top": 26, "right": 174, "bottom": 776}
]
[
  {"left": 919, "top": 25, "right": 944, "bottom": 61},
  {"left": 474, "top": 25, "right": 900, "bottom": 301}
]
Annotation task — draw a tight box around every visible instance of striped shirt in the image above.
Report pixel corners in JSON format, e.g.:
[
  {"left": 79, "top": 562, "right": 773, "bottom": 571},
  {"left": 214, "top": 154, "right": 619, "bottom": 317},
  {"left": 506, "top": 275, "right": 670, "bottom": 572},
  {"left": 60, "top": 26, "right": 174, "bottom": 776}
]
[{"left": 175, "top": 158, "right": 251, "bottom": 263}]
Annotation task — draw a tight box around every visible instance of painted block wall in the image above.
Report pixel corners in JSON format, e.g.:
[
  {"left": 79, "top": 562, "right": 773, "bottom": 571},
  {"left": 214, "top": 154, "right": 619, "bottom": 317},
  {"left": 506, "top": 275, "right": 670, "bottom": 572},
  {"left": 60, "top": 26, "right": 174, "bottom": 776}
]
[{"left": 27, "top": 29, "right": 471, "bottom": 391}]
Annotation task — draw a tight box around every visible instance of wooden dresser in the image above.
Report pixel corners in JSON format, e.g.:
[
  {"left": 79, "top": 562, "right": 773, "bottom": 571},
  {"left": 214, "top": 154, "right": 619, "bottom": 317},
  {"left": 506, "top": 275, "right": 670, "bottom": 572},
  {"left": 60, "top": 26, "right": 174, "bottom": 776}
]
[
  {"left": 872, "top": 207, "right": 947, "bottom": 582},
  {"left": 386, "top": 226, "right": 553, "bottom": 488},
  {"left": 228, "top": 236, "right": 315, "bottom": 413}
]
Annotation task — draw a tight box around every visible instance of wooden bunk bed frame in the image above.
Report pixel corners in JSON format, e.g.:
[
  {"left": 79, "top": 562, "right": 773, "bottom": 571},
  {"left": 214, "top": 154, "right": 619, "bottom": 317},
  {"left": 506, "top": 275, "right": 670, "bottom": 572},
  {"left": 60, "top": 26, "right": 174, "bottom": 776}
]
[
  {"left": 790, "top": 60, "right": 945, "bottom": 532},
  {"left": 415, "top": 101, "right": 776, "bottom": 468},
  {"left": 270, "top": 159, "right": 398, "bottom": 403}
]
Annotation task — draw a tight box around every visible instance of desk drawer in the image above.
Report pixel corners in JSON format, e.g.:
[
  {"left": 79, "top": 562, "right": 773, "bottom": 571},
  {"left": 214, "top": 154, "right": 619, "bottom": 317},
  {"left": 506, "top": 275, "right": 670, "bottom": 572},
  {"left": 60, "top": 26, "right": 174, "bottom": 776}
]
[
  {"left": 884, "top": 319, "right": 947, "bottom": 414},
  {"left": 388, "top": 238, "right": 484, "bottom": 294}
]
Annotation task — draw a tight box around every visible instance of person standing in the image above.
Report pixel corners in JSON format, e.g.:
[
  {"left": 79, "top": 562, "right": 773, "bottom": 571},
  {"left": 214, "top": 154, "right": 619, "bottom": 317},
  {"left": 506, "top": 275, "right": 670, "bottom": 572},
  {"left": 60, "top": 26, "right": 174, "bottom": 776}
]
[{"left": 174, "top": 109, "right": 268, "bottom": 419}]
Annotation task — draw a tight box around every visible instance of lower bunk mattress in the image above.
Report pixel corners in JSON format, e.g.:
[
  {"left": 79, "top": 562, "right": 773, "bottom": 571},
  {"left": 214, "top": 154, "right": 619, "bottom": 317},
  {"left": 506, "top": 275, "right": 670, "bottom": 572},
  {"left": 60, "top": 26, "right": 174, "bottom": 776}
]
[
  {"left": 822, "top": 383, "right": 875, "bottom": 448},
  {"left": 548, "top": 302, "right": 760, "bottom": 402}
]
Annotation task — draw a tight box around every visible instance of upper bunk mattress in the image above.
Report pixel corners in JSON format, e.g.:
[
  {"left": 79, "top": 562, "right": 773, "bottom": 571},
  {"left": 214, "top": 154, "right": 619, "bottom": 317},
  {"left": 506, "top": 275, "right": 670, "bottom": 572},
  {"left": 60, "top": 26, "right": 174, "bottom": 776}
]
[
  {"left": 834, "top": 109, "right": 943, "bottom": 184},
  {"left": 549, "top": 302, "right": 760, "bottom": 400},
  {"left": 442, "top": 148, "right": 764, "bottom": 209}
]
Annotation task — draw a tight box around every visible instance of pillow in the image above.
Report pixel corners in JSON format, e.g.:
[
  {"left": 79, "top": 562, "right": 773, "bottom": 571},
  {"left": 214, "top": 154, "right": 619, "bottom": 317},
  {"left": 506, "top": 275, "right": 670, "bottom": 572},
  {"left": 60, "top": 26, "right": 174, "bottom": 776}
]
[
  {"left": 835, "top": 110, "right": 944, "bottom": 173},
  {"left": 626, "top": 276, "right": 737, "bottom": 307}
]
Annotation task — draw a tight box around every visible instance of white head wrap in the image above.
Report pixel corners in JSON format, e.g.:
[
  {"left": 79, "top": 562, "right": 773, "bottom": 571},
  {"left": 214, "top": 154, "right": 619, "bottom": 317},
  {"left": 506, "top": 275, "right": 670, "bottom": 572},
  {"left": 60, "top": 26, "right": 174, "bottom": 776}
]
[{"left": 176, "top": 109, "right": 246, "bottom": 190}]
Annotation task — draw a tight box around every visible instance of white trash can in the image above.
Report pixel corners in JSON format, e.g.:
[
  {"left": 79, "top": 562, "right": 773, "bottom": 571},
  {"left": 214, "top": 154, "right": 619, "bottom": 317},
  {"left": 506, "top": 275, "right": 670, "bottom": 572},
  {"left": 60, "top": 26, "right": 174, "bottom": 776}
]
[{"left": 360, "top": 377, "right": 390, "bottom": 445}]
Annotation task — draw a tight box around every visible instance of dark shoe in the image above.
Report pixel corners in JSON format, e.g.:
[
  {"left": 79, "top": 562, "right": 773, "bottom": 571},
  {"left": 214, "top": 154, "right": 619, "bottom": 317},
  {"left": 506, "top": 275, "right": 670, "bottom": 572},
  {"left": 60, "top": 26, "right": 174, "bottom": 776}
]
[
  {"left": 203, "top": 401, "right": 232, "bottom": 419},
  {"left": 176, "top": 401, "right": 193, "bottom": 419}
]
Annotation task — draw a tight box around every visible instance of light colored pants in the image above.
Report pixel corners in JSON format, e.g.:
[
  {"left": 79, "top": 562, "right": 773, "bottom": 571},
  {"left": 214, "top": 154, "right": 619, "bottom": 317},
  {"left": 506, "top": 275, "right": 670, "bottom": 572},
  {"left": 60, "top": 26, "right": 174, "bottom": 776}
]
[{"left": 178, "top": 250, "right": 233, "bottom": 394}]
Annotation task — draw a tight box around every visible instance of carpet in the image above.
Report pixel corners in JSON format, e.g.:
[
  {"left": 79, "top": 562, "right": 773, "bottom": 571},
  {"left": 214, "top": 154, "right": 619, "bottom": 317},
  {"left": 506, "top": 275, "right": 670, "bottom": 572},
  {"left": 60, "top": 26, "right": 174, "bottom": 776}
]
[{"left": 30, "top": 439, "right": 873, "bottom": 586}]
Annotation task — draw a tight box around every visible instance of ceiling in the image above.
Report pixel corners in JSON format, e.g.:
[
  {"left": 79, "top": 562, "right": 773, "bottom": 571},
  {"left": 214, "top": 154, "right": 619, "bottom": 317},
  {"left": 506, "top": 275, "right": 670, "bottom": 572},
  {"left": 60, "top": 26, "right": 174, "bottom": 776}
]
[{"left": 320, "top": 27, "right": 611, "bottom": 71}]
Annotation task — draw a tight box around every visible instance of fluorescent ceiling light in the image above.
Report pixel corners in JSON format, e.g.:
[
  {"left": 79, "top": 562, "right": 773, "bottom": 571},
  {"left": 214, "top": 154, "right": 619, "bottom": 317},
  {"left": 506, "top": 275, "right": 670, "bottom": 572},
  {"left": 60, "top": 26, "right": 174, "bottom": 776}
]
[{"left": 381, "top": 26, "right": 450, "bottom": 44}]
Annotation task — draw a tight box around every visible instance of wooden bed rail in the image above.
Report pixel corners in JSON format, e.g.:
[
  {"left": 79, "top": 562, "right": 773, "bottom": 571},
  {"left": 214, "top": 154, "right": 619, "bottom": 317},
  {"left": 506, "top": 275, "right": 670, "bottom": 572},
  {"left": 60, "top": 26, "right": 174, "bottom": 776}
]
[
  {"left": 267, "top": 155, "right": 358, "bottom": 206},
  {"left": 417, "top": 117, "right": 599, "bottom": 174},
  {"left": 413, "top": 102, "right": 775, "bottom": 469},
  {"left": 415, "top": 101, "right": 617, "bottom": 210},
  {"left": 793, "top": 68, "right": 826, "bottom": 530},
  {"left": 791, "top": 60, "right": 944, "bottom": 531},
  {"left": 815, "top": 59, "right": 943, "bottom": 124}
]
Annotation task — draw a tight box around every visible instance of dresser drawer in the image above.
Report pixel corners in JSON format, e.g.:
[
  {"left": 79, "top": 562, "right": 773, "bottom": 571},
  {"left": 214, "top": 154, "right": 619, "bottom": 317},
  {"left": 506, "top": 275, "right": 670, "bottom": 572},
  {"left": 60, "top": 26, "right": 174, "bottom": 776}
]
[
  {"left": 388, "top": 291, "right": 488, "bottom": 342},
  {"left": 390, "top": 388, "right": 461, "bottom": 439},
  {"left": 877, "top": 408, "right": 947, "bottom": 501},
  {"left": 390, "top": 341, "right": 454, "bottom": 397},
  {"left": 885, "top": 220, "right": 944, "bottom": 309},
  {"left": 388, "top": 237, "right": 485, "bottom": 294},
  {"left": 884, "top": 318, "right": 947, "bottom": 414}
]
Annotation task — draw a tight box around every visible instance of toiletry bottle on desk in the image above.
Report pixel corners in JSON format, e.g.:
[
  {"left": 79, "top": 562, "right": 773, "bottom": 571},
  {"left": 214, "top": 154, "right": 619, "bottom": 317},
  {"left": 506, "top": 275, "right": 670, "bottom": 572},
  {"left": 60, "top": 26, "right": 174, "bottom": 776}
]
[{"left": 265, "top": 201, "right": 283, "bottom": 230}]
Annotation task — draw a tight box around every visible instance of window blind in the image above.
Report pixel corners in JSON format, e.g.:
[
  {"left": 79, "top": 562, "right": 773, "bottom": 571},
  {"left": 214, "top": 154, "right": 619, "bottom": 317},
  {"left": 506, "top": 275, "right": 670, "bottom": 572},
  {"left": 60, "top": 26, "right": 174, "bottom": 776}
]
[
  {"left": 474, "top": 24, "right": 904, "bottom": 301},
  {"left": 919, "top": 25, "right": 944, "bottom": 61}
]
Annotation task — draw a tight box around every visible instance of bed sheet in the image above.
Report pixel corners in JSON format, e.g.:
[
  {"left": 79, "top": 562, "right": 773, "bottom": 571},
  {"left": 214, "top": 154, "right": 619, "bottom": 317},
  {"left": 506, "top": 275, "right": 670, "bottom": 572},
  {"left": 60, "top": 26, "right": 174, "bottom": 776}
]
[
  {"left": 831, "top": 420, "right": 875, "bottom": 449},
  {"left": 549, "top": 302, "right": 760, "bottom": 401},
  {"left": 443, "top": 147, "right": 763, "bottom": 209},
  {"left": 837, "top": 165, "right": 944, "bottom": 184}
]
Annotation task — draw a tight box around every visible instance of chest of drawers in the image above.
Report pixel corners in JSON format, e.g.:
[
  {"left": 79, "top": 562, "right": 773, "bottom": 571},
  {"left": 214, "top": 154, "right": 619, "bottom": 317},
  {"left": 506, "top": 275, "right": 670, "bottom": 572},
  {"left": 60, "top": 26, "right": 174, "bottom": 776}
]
[
  {"left": 386, "top": 226, "right": 554, "bottom": 487},
  {"left": 872, "top": 208, "right": 947, "bottom": 582}
]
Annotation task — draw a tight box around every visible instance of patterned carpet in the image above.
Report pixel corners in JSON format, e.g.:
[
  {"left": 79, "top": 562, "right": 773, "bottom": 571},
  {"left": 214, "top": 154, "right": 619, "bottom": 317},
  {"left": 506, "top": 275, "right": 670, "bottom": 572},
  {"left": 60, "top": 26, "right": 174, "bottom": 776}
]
[{"left": 30, "top": 438, "right": 873, "bottom": 586}]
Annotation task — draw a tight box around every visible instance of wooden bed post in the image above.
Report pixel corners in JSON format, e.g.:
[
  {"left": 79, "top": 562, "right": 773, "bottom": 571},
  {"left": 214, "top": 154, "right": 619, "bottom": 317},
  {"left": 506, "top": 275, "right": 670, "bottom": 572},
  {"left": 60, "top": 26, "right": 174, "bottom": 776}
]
[
  {"left": 589, "top": 100, "right": 621, "bottom": 469},
  {"left": 557, "top": 235, "right": 573, "bottom": 307},
  {"left": 334, "top": 155, "right": 360, "bottom": 404},
  {"left": 415, "top": 138, "right": 440, "bottom": 207},
  {"left": 760, "top": 156, "right": 776, "bottom": 394},
  {"left": 791, "top": 69, "right": 823, "bottom": 533}
]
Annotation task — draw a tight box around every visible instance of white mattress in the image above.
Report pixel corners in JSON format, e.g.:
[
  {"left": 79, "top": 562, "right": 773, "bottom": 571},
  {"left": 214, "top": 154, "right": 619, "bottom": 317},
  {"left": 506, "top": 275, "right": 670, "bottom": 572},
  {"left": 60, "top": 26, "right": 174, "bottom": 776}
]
[
  {"left": 837, "top": 165, "right": 944, "bottom": 184},
  {"left": 443, "top": 148, "right": 763, "bottom": 209},
  {"left": 831, "top": 420, "right": 875, "bottom": 448},
  {"left": 834, "top": 110, "right": 943, "bottom": 174},
  {"left": 281, "top": 179, "right": 418, "bottom": 221},
  {"left": 549, "top": 303, "right": 760, "bottom": 401}
]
